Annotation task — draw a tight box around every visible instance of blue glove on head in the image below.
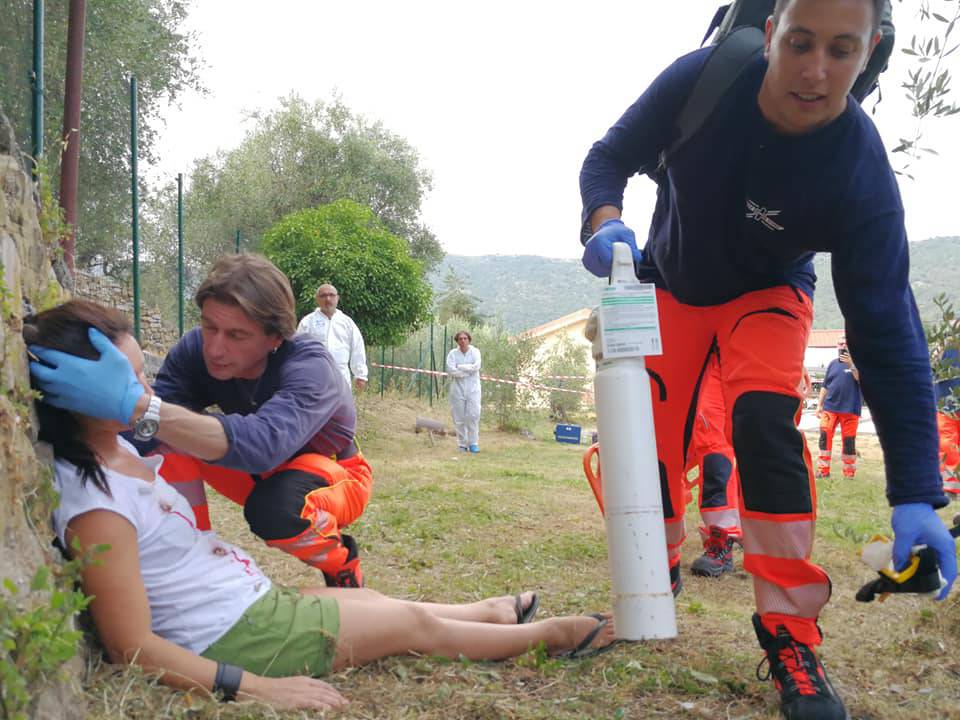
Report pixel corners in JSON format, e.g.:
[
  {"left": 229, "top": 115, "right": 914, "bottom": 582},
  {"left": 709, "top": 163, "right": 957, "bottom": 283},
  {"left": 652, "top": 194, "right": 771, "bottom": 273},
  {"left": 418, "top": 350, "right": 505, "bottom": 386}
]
[
  {"left": 891, "top": 502, "right": 957, "bottom": 601},
  {"left": 581, "top": 218, "right": 643, "bottom": 278},
  {"left": 29, "top": 327, "right": 145, "bottom": 425}
]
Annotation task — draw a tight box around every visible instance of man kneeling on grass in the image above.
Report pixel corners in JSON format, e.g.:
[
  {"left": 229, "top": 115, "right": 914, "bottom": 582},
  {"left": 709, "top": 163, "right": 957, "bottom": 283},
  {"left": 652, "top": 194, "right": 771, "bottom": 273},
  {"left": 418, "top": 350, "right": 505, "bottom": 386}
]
[{"left": 27, "top": 300, "right": 615, "bottom": 712}]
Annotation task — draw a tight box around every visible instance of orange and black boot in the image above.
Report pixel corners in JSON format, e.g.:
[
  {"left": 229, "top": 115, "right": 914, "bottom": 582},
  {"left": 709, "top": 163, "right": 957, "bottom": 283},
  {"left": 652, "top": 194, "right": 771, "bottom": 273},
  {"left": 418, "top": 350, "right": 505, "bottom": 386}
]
[
  {"left": 691, "top": 525, "right": 737, "bottom": 577},
  {"left": 753, "top": 614, "right": 848, "bottom": 720}
]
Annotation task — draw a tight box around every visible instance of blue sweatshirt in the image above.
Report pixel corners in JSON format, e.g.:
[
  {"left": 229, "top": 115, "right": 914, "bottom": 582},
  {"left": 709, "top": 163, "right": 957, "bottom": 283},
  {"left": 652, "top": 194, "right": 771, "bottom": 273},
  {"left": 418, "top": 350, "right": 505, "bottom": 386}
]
[
  {"left": 580, "top": 48, "right": 943, "bottom": 508},
  {"left": 150, "top": 329, "right": 356, "bottom": 474},
  {"left": 822, "top": 358, "right": 862, "bottom": 416}
]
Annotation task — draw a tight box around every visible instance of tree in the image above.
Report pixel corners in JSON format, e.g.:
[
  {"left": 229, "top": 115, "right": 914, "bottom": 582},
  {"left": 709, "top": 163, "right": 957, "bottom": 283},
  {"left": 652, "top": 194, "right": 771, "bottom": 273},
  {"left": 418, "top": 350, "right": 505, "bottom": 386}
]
[
  {"left": 892, "top": 0, "right": 960, "bottom": 177},
  {"left": 435, "top": 268, "right": 485, "bottom": 325},
  {"left": 927, "top": 293, "right": 960, "bottom": 408},
  {"left": 261, "top": 199, "right": 432, "bottom": 346},
  {"left": 539, "top": 335, "right": 591, "bottom": 421},
  {"left": 183, "top": 94, "right": 443, "bottom": 273},
  {"left": 0, "top": 0, "right": 203, "bottom": 270}
]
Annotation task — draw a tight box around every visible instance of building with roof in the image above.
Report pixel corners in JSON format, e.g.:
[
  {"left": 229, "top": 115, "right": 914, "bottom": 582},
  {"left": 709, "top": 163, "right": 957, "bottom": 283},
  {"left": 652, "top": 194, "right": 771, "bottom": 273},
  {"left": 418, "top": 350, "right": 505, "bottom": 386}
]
[{"left": 805, "top": 328, "right": 845, "bottom": 376}]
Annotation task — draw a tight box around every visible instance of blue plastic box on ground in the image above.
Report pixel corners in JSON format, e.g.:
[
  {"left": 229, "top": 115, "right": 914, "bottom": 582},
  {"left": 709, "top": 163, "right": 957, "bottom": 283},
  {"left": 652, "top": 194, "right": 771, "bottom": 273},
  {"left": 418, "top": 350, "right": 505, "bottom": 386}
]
[{"left": 554, "top": 424, "right": 582, "bottom": 444}]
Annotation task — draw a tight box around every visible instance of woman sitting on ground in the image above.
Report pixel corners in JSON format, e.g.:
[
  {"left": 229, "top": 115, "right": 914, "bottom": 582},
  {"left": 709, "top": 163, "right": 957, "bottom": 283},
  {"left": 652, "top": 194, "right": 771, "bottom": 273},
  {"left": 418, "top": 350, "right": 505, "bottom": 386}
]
[{"left": 26, "top": 300, "right": 614, "bottom": 712}]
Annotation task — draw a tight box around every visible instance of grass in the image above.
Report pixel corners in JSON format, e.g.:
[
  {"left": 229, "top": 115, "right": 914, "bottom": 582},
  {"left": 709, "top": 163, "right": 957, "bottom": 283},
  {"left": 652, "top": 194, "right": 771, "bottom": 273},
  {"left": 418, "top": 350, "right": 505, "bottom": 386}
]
[{"left": 81, "top": 394, "right": 960, "bottom": 719}]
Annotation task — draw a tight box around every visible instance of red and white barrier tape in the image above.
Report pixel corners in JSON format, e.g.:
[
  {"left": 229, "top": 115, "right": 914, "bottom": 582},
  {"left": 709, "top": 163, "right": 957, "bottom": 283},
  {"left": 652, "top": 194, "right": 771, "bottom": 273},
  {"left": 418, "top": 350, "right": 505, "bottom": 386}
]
[{"left": 370, "top": 362, "right": 593, "bottom": 395}]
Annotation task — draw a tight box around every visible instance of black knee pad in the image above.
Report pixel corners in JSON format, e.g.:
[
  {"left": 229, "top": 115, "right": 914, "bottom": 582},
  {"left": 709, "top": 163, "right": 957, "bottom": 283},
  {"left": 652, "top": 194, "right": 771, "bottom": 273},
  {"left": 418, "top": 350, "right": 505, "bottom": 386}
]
[
  {"left": 842, "top": 435, "right": 856, "bottom": 456},
  {"left": 818, "top": 430, "right": 828, "bottom": 451},
  {"left": 732, "top": 391, "right": 812, "bottom": 515},
  {"left": 700, "top": 453, "right": 733, "bottom": 508},
  {"left": 243, "top": 468, "right": 330, "bottom": 541}
]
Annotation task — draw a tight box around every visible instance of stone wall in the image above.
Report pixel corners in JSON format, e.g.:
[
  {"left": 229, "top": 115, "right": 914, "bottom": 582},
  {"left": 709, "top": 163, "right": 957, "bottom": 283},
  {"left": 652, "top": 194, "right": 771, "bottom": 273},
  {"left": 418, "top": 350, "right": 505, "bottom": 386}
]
[
  {"left": 0, "top": 108, "right": 84, "bottom": 719},
  {"left": 73, "top": 271, "right": 179, "bottom": 355}
]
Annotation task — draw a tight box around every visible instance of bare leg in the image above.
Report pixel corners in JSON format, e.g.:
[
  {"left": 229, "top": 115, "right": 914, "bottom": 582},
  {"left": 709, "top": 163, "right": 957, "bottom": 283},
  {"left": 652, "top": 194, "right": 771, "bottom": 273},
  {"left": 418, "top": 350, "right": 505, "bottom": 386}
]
[
  {"left": 302, "top": 587, "right": 536, "bottom": 624},
  {"left": 331, "top": 596, "right": 614, "bottom": 671}
]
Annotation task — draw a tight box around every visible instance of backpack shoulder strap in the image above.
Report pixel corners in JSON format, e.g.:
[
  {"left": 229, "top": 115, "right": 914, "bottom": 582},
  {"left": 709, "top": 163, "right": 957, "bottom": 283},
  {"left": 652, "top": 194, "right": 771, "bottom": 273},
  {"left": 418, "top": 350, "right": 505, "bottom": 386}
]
[{"left": 657, "top": 25, "right": 765, "bottom": 171}]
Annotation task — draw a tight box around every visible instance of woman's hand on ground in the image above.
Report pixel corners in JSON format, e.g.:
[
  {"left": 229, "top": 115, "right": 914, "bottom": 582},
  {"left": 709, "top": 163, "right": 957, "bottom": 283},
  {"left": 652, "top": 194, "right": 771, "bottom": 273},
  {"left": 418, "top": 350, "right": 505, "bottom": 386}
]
[{"left": 243, "top": 674, "right": 348, "bottom": 711}]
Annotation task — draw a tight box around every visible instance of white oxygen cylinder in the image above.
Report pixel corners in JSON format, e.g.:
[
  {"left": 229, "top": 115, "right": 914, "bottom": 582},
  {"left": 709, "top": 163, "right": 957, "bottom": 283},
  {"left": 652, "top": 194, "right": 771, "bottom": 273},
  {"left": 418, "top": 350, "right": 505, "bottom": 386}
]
[{"left": 593, "top": 242, "right": 677, "bottom": 640}]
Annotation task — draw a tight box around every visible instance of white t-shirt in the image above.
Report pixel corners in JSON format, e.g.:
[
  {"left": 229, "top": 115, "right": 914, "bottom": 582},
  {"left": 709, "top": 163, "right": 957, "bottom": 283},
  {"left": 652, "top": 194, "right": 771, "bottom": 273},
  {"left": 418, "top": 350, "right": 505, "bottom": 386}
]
[{"left": 51, "top": 438, "right": 271, "bottom": 654}]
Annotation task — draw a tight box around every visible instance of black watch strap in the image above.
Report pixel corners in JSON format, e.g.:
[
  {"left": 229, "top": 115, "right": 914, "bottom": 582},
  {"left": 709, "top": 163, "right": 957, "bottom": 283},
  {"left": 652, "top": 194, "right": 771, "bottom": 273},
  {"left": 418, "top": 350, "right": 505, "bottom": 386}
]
[{"left": 213, "top": 662, "right": 243, "bottom": 702}]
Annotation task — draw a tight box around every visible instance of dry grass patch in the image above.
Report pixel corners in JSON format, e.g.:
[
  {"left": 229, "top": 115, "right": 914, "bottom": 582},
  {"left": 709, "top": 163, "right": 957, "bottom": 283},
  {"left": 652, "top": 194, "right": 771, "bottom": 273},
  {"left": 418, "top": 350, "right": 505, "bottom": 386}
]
[{"left": 81, "top": 399, "right": 960, "bottom": 719}]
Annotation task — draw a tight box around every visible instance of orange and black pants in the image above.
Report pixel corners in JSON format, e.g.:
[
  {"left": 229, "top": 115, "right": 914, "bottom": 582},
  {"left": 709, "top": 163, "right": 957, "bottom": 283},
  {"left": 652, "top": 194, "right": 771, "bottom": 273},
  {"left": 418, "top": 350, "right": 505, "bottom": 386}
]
[
  {"left": 158, "top": 450, "right": 373, "bottom": 587},
  {"left": 683, "top": 352, "right": 741, "bottom": 542},
  {"left": 938, "top": 411, "right": 960, "bottom": 496},
  {"left": 818, "top": 411, "right": 859, "bottom": 478},
  {"left": 649, "top": 286, "right": 828, "bottom": 647}
]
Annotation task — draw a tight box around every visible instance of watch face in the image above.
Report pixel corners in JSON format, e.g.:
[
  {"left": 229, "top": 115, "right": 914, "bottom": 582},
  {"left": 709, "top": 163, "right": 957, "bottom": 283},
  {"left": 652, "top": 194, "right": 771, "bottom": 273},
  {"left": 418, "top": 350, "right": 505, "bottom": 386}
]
[{"left": 135, "top": 418, "right": 159, "bottom": 440}]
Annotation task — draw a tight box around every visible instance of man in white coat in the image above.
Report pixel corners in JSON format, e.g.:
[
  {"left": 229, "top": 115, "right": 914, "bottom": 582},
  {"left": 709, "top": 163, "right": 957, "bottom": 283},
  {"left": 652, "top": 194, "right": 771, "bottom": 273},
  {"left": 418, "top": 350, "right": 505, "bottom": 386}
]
[
  {"left": 446, "top": 330, "right": 482, "bottom": 453},
  {"left": 297, "top": 284, "right": 369, "bottom": 391}
]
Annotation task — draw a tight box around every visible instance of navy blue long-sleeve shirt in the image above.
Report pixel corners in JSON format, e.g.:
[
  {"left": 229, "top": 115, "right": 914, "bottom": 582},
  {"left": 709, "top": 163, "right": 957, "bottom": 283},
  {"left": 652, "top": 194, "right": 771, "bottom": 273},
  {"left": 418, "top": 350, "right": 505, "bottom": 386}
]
[
  {"left": 150, "top": 329, "right": 356, "bottom": 474},
  {"left": 580, "top": 48, "right": 944, "bottom": 508}
]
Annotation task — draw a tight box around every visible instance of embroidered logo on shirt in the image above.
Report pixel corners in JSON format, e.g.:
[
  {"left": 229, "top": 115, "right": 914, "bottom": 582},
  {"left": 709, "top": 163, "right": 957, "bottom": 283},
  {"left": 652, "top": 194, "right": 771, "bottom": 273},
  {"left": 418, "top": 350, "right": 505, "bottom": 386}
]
[{"left": 746, "top": 198, "right": 784, "bottom": 231}]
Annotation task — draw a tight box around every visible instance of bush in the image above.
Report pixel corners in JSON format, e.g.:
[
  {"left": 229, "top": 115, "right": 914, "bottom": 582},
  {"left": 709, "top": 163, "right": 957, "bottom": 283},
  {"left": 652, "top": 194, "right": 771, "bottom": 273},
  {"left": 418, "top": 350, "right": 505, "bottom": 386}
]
[{"left": 262, "top": 200, "right": 432, "bottom": 346}]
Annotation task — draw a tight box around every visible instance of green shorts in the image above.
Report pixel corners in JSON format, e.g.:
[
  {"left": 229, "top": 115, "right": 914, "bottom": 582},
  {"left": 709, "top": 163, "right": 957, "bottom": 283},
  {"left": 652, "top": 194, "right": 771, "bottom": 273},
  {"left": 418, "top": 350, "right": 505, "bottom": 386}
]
[{"left": 201, "top": 587, "right": 340, "bottom": 678}]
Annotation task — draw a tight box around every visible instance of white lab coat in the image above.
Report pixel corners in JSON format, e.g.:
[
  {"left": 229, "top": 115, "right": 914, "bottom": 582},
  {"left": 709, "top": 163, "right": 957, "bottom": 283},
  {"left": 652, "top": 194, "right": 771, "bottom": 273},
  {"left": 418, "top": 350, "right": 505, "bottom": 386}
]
[
  {"left": 297, "top": 309, "right": 368, "bottom": 388},
  {"left": 446, "top": 346, "right": 482, "bottom": 447}
]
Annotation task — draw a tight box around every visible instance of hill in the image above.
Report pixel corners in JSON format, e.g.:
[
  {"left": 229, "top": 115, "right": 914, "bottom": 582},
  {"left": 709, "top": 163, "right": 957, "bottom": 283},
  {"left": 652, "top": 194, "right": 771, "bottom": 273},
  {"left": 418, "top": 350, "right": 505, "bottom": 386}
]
[{"left": 432, "top": 236, "right": 960, "bottom": 332}]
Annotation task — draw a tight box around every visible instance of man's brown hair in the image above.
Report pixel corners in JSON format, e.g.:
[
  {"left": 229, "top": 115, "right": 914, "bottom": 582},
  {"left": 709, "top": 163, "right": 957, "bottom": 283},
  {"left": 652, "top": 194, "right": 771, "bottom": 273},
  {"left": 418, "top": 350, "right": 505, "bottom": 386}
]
[{"left": 194, "top": 254, "right": 297, "bottom": 338}]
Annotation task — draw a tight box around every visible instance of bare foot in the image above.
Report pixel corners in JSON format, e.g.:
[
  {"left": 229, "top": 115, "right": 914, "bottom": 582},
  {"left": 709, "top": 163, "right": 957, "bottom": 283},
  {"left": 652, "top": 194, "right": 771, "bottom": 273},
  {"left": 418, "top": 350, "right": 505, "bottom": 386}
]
[
  {"left": 481, "top": 592, "right": 537, "bottom": 624},
  {"left": 547, "top": 613, "right": 616, "bottom": 657}
]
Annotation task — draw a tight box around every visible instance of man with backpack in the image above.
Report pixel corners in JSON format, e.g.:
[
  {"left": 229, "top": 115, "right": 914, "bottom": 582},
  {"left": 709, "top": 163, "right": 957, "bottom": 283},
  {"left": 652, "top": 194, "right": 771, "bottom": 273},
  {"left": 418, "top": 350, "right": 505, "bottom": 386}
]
[{"left": 578, "top": 1, "right": 956, "bottom": 718}]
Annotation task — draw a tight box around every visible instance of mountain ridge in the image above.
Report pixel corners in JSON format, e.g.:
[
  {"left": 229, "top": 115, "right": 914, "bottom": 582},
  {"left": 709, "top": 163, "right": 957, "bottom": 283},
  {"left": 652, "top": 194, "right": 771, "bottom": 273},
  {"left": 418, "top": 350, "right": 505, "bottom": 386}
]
[{"left": 431, "top": 236, "right": 960, "bottom": 332}]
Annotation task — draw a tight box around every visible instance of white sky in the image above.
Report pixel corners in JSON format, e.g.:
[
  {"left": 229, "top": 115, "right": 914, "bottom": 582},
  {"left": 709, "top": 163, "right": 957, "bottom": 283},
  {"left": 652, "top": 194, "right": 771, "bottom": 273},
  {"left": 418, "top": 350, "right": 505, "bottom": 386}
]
[{"left": 154, "top": 0, "right": 959, "bottom": 259}]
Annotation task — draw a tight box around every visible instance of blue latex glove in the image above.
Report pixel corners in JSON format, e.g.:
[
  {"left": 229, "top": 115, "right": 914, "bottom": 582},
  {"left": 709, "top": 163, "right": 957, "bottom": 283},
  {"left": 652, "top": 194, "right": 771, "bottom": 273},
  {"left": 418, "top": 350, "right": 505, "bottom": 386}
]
[
  {"left": 29, "top": 327, "right": 145, "bottom": 425},
  {"left": 581, "top": 219, "right": 643, "bottom": 278},
  {"left": 891, "top": 503, "right": 957, "bottom": 601}
]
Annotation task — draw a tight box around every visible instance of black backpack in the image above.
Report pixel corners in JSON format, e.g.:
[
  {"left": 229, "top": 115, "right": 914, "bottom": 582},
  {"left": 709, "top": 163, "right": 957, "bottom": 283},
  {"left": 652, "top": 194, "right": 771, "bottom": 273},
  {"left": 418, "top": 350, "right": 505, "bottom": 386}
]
[{"left": 658, "top": 0, "right": 896, "bottom": 171}]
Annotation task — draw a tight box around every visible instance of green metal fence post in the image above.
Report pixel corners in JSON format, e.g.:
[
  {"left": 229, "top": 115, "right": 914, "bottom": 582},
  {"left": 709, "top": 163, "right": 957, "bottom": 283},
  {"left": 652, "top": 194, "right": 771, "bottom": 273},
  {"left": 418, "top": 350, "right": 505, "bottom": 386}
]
[
  {"left": 442, "top": 325, "right": 448, "bottom": 400},
  {"left": 31, "top": 0, "right": 44, "bottom": 162},
  {"left": 429, "top": 324, "right": 435, "bottom": 406},
  {"left": 177, "top": 172, "right": 184, "bottom": 336},
  {"left": 130, "top": 76, "right": 140, "bottom": 341},
  {"left": 380, "top": 346, "right": 385, "bottom": 399},
  {"left": 235, "top": 228, "right": 241, "bottom": 253},
  {"left": 417, "top": 340, "right": 423, "bottom": 400}
]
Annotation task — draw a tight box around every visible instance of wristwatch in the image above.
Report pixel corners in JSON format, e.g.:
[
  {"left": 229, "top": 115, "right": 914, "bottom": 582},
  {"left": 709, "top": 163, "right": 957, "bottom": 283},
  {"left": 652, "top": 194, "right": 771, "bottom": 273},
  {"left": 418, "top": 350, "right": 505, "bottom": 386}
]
[{"left": 133, "top": 395, "right": 162, "bottom": 441}]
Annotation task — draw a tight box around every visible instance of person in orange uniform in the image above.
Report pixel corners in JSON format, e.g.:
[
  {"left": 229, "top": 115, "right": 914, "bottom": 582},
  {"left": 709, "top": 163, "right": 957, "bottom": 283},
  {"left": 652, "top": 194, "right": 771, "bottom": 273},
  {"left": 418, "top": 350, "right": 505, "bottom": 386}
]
[
  {"left": 816, "top": 336, "right": 861, "bottom": 478},
  {"left": 935, "top": 347, "right": 960, "bottom": 498},
  {"left": 684, "top": 350, "right": 742, "bottom": 579},
  {"left": 30, "top": 255, "right": 372, "bottom": 588}
]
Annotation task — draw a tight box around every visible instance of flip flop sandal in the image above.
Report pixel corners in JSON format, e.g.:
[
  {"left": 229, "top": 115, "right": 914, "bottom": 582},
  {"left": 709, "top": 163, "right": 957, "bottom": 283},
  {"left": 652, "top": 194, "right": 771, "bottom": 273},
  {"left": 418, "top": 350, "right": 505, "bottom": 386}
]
[
  {"left": 515, "top": 592, "right": 540, "bottom": 624},
  {"left": 548, "top": 613, "right": 613, "bottom": 659}
]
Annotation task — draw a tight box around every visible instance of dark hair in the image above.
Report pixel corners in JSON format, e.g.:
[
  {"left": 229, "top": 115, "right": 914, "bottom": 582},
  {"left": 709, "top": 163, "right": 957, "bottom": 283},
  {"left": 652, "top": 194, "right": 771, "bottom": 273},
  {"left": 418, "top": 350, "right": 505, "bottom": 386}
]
[
  {"left": 455, "top": 330, "right": 472, "bottom": 343},
  {"left": 24, "top": 300, "right": 133, "bottom": 496},
  {"left": 772, "top": 0, "right": 882, "bottom": 34},
  {"left": 195, "top": 254, "right": 297, "bottom": 338}
]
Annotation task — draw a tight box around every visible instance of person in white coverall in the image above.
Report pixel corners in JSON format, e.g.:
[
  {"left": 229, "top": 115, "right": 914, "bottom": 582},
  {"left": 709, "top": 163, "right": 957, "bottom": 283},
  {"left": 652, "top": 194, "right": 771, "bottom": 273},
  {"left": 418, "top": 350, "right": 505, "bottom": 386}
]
[
  {"left": 446, "top": 330, "right": 482, "bottom": 453},
  {"left": 297, "top": 284, "right": 369, "bottom": 391}
]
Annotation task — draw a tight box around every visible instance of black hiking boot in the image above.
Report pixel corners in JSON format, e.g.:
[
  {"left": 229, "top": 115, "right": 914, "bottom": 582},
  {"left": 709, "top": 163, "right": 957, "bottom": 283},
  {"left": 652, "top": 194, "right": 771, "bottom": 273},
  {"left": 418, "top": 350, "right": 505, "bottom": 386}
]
[
  {"left": 752, "top": 614, "right": 848, "bottom": 720},
  {"left": 690, "top": 525, "right": 736, "bottom": 577},
  {"left": 670, "top": 563, "right": 682, "bottom": 597}
]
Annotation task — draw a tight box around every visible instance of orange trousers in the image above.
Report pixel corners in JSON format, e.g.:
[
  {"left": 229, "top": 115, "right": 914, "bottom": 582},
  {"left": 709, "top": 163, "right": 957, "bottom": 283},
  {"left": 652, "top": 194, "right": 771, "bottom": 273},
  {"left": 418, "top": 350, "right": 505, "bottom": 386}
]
[
  {"left": 818, "top": 411, "right": 859, "bottom": 478},
  {"left": 938, "top": 411, "right": 960, "bottom": 496},
  {"left": 649, "top": 286, "right": 828, "bottom": 647},
  {"left": 684, "top": 352, "right": 741, "bottom": 542},
  {"left": 158, "top": 451, "right": 373, "bottom": 587}
]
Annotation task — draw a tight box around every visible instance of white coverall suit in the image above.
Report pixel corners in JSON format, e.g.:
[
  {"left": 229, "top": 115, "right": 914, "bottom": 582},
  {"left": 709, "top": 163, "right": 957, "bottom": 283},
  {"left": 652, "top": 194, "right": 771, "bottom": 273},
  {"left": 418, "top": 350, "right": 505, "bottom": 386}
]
[{"left": 446, "top": 346, "right": 482, "bottom": 448}]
